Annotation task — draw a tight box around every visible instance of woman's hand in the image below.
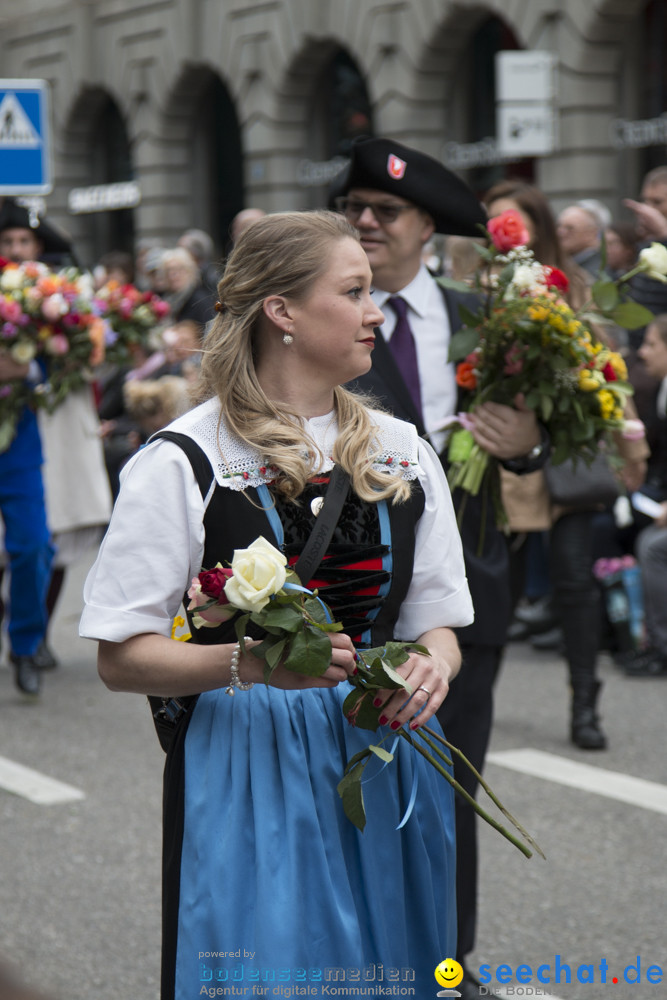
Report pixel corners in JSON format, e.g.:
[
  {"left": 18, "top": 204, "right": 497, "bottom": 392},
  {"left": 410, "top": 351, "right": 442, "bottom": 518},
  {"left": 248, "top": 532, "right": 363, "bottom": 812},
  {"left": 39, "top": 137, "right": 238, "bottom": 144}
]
[
  {"left": 241, "top": 631, "right": 358, "bottom": 690},
  {"left": 369, "top": 627, "right": 461, "bottom": 731}
]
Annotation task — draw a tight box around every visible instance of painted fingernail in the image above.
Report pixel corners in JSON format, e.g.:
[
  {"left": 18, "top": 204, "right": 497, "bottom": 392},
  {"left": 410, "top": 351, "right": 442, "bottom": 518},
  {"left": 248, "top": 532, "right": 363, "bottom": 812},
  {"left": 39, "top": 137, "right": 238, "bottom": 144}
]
[
  {"left": 352, "top": 667, "right": 358, "bottom": 675},
  {"left": 373, "top": 698, "right": 382, "bottom": 708},
  {"left": 378, "top": 715, "right": 388, "bottom": 726},
  {"left": 390, "top": 720, "right": 401, "bottom": 731},
  {"left": 410, "top": 721, "right": 420, "bottom": 731}
]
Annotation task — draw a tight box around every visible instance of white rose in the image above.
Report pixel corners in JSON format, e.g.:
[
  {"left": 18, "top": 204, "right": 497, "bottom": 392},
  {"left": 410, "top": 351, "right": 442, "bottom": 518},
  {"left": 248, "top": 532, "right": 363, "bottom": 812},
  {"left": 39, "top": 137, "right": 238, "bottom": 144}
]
[
  {"left": 0, "top": 267, "right": 25, "bottom": 291},
  {"left": 10, "top": 339, "right": 37, "bottom": 364},
  {"left": 509, "top": 264, "right": 540, "bottom": 292},
  {"left": 638, "top": 242, "right": 667, "bottom": 283},
  {"left": 224, "top": 536, "right": 288, "bottom": 613}
]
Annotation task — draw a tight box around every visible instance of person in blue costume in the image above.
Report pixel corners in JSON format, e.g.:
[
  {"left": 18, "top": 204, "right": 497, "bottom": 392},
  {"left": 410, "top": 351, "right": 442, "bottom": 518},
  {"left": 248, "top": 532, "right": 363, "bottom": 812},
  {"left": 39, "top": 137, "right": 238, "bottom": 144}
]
[
  {"left": 0, "top": 200, "right": 69, "bottom": 695},
  {"left": 80, "top": 211, "right": 474, "bottom": 1000}
]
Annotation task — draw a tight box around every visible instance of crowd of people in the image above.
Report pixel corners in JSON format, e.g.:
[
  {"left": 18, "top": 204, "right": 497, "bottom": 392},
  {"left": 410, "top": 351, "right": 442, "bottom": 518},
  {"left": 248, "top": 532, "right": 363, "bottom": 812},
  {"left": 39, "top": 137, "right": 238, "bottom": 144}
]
[{"left": 2, "top": 145, "right": 667, "bottom": 1000}]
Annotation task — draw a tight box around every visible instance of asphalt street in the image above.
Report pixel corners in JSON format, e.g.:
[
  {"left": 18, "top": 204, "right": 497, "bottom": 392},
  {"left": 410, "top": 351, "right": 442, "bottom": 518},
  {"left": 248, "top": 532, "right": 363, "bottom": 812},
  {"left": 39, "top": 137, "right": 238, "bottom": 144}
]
[{"left": 1, "top": 551, "right": 666, "bottom": 1000}]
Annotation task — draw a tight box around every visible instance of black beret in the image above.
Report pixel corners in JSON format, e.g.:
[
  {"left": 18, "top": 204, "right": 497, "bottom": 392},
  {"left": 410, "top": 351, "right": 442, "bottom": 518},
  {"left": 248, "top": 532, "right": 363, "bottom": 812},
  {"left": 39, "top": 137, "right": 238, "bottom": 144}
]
[
  {"left": 328, "top": 137, "right": 487, "bottom": 237},
  {"left": 0, "top": 198, "right": 72, "bottom": 256}
]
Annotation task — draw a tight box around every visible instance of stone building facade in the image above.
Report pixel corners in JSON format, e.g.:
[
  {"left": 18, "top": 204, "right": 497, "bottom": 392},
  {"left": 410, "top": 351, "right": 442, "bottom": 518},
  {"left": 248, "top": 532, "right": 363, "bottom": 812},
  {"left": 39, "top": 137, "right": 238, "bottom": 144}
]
[{"left": 0, "top": 0, "right": 664, "bottom": 265}]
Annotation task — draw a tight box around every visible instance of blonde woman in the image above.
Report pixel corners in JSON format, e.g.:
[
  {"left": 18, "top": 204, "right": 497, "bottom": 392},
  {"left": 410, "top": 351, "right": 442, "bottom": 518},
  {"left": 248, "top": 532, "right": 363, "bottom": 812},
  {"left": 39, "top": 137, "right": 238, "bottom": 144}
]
[{"left": 80, "top": 212, "right": 473, "bottom": 999}]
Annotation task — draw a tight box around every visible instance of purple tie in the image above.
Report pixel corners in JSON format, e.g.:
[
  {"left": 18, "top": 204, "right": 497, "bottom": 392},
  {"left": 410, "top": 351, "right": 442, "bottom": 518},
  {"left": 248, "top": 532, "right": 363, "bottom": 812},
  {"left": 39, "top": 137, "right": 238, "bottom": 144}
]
[{"left": 386, "top": 296, "right": 423, "bottom": 419}]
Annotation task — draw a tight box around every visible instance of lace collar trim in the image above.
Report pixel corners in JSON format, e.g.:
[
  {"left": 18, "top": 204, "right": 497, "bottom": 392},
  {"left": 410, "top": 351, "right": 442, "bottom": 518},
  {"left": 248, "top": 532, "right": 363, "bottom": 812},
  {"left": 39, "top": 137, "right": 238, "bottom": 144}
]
[{"left": 164, "top": 397, "right": 423, "bottom": 491}]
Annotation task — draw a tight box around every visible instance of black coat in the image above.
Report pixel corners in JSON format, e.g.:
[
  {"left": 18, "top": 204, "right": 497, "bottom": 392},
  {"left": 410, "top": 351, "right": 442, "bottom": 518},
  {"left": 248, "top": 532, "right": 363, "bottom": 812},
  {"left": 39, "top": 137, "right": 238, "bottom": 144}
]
[{"left": 349, "top": 285, "right": 511, "bottom": 646}]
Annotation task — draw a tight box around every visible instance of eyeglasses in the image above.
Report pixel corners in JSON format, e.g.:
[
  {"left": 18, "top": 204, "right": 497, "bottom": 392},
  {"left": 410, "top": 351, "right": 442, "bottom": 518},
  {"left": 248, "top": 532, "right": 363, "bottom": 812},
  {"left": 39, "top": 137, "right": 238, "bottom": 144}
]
[{"left": 334, "top": 196, "right": 416, "bottom": 225}]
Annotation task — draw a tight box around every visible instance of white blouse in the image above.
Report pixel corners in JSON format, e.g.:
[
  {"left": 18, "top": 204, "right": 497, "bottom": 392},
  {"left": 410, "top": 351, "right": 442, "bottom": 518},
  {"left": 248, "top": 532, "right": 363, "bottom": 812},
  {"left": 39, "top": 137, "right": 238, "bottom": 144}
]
[{"left": 79, "top": 400, "right": 473, "bottom": 644}]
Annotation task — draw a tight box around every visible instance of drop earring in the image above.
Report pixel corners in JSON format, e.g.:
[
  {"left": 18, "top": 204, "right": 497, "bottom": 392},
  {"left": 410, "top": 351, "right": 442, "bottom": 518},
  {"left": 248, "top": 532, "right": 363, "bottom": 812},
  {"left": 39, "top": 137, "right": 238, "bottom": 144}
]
[{"left": 283, "top": 331, "right": 294, "bottom": 345}]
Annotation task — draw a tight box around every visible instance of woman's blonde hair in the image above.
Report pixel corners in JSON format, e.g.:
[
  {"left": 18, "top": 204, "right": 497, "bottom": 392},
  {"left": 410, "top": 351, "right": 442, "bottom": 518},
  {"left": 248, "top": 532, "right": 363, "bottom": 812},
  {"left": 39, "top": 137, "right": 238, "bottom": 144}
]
[{"left": 196, "top": 210, "right": 411, "bottom": 503}]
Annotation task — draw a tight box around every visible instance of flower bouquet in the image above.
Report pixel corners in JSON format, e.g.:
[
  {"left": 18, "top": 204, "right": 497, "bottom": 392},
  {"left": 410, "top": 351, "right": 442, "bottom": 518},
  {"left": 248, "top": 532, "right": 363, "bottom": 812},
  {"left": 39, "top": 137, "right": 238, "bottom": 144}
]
[
  {"left": 439, "top": 209, "right": 661, "bottom": 528},
  {"left": 187, "top": 536, "right": 543, "bottom": 857},
  {"left": 0, "top": 260, "right": 170, "bottom": 450},
  {"left": 94, "top": 279, "right": 170, "bottom": 362}
]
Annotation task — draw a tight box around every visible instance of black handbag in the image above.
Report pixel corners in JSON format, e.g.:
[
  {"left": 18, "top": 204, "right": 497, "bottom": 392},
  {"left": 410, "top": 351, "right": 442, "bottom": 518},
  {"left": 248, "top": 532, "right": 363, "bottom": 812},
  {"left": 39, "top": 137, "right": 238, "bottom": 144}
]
[{"left": 543, "top": 452, "right": 619, "bottom": 508}]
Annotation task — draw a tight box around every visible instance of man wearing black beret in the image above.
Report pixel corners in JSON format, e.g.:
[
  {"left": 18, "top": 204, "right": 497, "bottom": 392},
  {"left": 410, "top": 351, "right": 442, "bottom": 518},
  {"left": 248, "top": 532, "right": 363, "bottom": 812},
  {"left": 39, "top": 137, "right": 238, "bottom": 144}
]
[{"left": 331, "top": 137, "right": 549, "bottom": 999}]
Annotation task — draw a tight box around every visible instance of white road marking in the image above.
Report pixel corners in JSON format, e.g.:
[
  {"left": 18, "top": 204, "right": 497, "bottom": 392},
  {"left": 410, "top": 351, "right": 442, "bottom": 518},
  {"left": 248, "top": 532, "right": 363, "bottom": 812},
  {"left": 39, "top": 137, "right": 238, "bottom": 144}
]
[
  {"left": 0, "top": 755, "right": 85, "bottom": 805},
  {"left": 487, "top": 748, "right": 667, "bottom": 815}
]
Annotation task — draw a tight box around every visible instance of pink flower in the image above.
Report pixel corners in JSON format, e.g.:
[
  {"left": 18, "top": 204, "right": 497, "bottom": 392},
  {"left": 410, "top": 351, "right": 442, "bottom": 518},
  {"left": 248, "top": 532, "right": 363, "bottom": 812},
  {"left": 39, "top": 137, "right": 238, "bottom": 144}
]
[
  {"left": 487, "top": 210, "right": 530, "bottom": 252},
  {"left": 45, "top": 334, "right": 70, "bottom": 356},
  {"left": 503, "top": 343, "right": 524, "bottom": 376},
  {"left": 621, "top": 419, "right": 645, "bottom": 441},
  {"left": 42, "top": 294, "right": 69, "bottom": 322},
  {"left": 0, "top": 298, "right": 23, "bottom": 323}
]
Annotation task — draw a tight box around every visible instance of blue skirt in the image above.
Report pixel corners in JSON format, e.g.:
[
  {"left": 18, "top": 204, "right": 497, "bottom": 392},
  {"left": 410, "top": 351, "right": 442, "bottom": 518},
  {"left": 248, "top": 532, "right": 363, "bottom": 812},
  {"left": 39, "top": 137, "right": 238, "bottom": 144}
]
[{"left": 171, "top": 682, "right": 456, "bottom": 999}]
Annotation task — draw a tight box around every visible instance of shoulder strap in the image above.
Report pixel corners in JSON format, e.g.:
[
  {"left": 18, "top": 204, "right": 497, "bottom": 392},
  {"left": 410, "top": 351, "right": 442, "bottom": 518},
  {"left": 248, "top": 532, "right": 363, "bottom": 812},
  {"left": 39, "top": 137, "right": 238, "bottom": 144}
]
[
  {"left": 145, "top": 430, "right": 215, "bottom": 753},
  {"left": 151, "top": 430, "right": 214, "bottom": 499},
  {"left": 293, "top": 464, "right": 350, "bottom": 585}
]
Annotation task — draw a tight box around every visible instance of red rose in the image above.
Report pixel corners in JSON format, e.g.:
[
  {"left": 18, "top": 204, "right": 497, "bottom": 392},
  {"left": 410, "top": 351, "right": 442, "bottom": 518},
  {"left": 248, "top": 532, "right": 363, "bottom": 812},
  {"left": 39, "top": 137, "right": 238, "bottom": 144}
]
[
  {"left": 602, "top": 362, "right": 618, "bottom": 382},
  {"left": 543, "top": 266, "right": 569, "bottom": 293},
  {"left": 487, "top": 210, "right": 530, "bottom": 252},
  {"left": 0, "top": 256, "right": 9, "bottom": 270},
  {"left": 456, "top": 361, "right": 478, "bottom": 390},
  {"left": 198, "top": 566, "right": 233, "bottom": 600}
]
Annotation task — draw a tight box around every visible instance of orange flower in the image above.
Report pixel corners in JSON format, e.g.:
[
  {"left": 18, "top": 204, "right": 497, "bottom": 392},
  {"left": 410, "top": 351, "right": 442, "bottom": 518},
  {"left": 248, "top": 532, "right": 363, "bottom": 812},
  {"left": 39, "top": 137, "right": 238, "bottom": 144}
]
[
  {"left": 88, "top": 317, "right": 106, "bottom": 367},
  {"left": 456, "top": 361, "right": 478, "bottom": 390}
]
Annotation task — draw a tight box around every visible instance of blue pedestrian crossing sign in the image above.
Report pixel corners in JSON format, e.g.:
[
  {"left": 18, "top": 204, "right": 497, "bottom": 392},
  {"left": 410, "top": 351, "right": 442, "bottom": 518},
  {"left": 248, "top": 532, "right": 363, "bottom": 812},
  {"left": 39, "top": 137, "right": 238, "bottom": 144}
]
[{"left": 0, "top": 79, "right": 52, "bottom": 195}]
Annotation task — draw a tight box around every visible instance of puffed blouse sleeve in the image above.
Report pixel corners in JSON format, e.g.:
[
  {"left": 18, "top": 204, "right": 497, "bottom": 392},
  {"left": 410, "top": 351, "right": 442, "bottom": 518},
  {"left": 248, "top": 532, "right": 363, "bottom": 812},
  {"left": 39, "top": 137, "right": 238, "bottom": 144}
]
[
  {"left": 79, "top": 439, "right": 205, "bottom": 643},
  {"left": 392, "top": 437, "right": 474, "bottom": 641}
]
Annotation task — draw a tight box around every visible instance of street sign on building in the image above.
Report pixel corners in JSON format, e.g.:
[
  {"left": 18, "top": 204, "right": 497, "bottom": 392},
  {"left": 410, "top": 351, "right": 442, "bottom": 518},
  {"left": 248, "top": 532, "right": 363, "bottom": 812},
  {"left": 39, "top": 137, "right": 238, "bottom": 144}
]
[
  {"left": 0, "top": 79, "right": 52, "bottom": 195},
  {"left": 495, "top": 52, "right": 557, "bottom": 157}
]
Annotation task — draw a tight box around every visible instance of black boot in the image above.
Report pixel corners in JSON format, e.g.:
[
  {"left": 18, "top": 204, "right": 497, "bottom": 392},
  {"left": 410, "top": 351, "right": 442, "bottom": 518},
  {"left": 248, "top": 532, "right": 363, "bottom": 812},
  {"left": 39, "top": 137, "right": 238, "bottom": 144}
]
[{"left": 571, "top": 680, "right": 606, "bottom": 750}]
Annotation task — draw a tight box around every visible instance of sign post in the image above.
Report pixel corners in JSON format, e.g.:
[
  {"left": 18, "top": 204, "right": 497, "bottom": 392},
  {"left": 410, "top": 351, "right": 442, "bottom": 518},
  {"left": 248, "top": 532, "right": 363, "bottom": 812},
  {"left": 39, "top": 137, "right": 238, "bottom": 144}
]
[{"left": 0, "top": 79, "right": 52, "bottom": 195}]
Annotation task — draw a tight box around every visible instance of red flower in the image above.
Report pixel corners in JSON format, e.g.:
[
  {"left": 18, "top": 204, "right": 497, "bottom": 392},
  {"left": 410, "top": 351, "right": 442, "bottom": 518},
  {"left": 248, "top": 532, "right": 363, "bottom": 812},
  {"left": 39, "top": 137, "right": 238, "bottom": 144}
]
[
  {"left": 456, "top": 361, "right": 478, "bottom": 390},
  {"left": 198, "top": 566, "right": 233, "bottom": 600},
  {"left": 0, "top": 256, "right": 9, "bottom": 270},
  {"left": 602, "top": 362, "right": 618, "bottom": 382},
  {"left": 487, "top": 210, "right": 530, "bottom": 252},
  {"left": 543, "top": 266, "right": 569, "bottom": 293}
]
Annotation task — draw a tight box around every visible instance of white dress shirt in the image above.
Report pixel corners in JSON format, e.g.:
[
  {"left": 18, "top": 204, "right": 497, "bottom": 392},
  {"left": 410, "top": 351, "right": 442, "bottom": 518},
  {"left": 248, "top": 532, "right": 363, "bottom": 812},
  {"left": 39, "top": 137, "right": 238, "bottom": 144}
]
[
  {"left": 80, "top": 402, "right": 473, "bottom": 644},
  {"left": 372, "top": 264, "right": 457, "bottom": 453}
]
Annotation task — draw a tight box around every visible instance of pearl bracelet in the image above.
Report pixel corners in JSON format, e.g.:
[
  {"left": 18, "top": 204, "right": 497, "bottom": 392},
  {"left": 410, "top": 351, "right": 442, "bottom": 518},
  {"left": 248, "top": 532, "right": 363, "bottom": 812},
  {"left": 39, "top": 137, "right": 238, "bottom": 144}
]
[{"left": 226, "top": 637, "right": 254, "bottom": 696}]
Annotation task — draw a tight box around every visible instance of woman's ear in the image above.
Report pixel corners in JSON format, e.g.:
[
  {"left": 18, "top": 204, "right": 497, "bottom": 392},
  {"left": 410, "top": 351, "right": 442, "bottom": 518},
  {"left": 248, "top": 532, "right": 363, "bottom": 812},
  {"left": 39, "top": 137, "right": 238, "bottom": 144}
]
[{"left": 262, "top": 295, "right": 292, "bottom": 332}]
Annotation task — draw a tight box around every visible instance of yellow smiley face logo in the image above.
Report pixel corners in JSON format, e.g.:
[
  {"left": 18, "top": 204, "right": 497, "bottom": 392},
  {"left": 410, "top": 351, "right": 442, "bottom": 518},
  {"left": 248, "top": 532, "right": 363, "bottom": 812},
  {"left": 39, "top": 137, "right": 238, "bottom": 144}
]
[{"left": 434, "top": 958, "right": 464, "bottom": 988}]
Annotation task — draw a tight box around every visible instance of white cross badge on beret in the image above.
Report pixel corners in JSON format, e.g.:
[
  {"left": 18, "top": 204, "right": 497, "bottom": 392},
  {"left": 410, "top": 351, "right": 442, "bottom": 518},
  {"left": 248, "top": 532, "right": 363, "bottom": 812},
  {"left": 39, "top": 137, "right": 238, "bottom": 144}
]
[{"left": 387, "top": 154, "right": 407, "bottom": 179}]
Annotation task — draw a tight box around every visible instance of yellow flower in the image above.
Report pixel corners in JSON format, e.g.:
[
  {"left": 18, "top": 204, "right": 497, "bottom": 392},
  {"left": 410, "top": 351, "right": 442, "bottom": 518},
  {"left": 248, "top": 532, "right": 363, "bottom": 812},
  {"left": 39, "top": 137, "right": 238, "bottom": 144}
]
[
  {"left": 528, "top": 305, "right": 549, "bottom": 322},
  {"left": 608, "top": 352, "right": 628, "bottom": 381},
  {"left": 579, "top": 369, "right": 604, "bottom": 391},
  {"left": 170, "top": 615, "right": 191, "bottom": 642},
  {"left": 598, "top": 389, "right": 616, "bottom": 419}
]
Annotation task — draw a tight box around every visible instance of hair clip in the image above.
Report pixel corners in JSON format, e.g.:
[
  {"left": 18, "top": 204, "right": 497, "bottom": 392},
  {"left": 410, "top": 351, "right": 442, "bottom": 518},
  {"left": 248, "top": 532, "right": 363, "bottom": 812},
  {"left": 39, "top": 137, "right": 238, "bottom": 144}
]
[{"left": 215, "top": 301, "right": 226, "bottom": 314}]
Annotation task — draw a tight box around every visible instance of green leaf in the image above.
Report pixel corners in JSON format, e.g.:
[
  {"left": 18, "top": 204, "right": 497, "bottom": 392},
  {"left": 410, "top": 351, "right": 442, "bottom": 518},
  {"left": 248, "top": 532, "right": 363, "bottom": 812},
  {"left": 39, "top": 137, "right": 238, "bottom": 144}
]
[
  {"left": 260, "top": 604, "right": 304, "bottom": 632},
  {"left": 283, "top": 625, "right": 331, "bottom": 676},
  {"left": 234, "top": 614, "right": 251, "bottom": 644},
  {"left": 540, "top": 395, "right": 553, "bottom": 421},
  {"left": 369, "top": 744, "right": 394, "bottom": 764},
  {"left": 264, "top": 637, "right": 287, "bottom": 670},
  {"left": 342, "top": 688, "right": 364, "bottom": 718},
  {"left": 0, "top": 418, "right": 18, "bottom": 454},
  {"left": 353, "top": 694, "right": 385, "bottom": 732},
  {"left": 610, "top": 301, "right": 655, "bottom": 330},
  {"left": 591, "top": 280, "right": 620, "bottom": 313},
  {"left": 458, "top": 304, "right": 483, "bottom": 328},
  {"left": 447, "top": 326, "right": 480, "bottom": 363},
  {"left": 337, "top": 764, "right": 367, "bottom": 831},
  {"left": 381, "top": 660, "right": 412, "bottom": 692},
  {"left": 436, "top": 276, "right": 474, "bottom": 294}
]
